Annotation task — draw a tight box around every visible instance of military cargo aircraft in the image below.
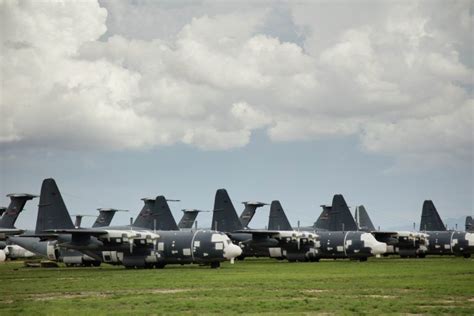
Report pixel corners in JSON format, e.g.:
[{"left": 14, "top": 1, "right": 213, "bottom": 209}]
[
  {"left": 340, "top": 203, "right": 428, "bottom": 258},
  {"left": 419, "top": 200, "right": 473, "bottom": 258},
  {"left": 212, "top": 189, "right": 316, "bottom": 262},
  {"left": 267, "top": 196, "right": 387, "bottom": 261},
  {"left": 12, "top": 179, "right": 242, "bottom": 268}
]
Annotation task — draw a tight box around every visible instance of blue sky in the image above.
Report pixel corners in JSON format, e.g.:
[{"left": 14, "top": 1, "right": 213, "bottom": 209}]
[
  {"left": 1, "top": 1, "right": 472, "bottom": 230},
  {"left": 2, "top": 131, "right": 471, "bottom": 230}
]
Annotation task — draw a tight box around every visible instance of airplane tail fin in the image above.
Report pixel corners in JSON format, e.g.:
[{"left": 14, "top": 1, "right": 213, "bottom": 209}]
[
  {"left": 314, "top": 206, "right": 331, "bottom": 231},
  {"left": 268, "top": 200, "right": 293, "bottom": 231},
  {"left": 178, "top": 210, "right": 200, "bottom": 229},
  {"left": 93, "top": 208, "right": 124, "bottom": 228},
  {"left": 420, "top": 200, "right": 446, "bottom": 231},
  {"left": 35, "top": 178, "right": 75, "bottom": 233},
  {"left": 328, "top": 194, "right": 358, "bottom": 231},
  {"left": 0, "top": 193, "right": 37, "bottom": 228},
  {"left": 465, "top": 216, "right": 473, "bottom": 232},
  {"left": 212, "top": 189, "right": 243, "bottom": 232},
  {"left": 355, "top": 205, "right": 376, "bottom": 232},
  {"left": 133, "top": 198, "right": 155, "bottom": 229},
  {"left": 133, "top": 196, "right": 179, "bottom": 231},
  {"left": 239, "top": 201, "right": 267, "bottom": 228},
  {"left": 153, "top": 196, "right": 179, "bottom": 230}
]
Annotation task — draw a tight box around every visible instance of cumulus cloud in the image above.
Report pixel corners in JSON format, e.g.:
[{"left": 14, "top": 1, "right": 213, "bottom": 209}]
[{"left": 1, "top": 0, "right": 472, "bottom": 166}]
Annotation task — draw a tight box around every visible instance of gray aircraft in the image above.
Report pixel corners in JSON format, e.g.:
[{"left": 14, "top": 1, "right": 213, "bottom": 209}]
[
  {"left": 419, "top": 200, "right": 473, "bottom": 258},
  {"left": 0, "top": 193, "right": 38, "bottom": 262},
  {"left": 212, "top": 189, "right": 317, "bottom": 262},
  {"left": 352, "top": 205, "right": 428, "bottom": 258},
  {"left": 12, "top": 179, "right": 242, "bottom": 268},
  {"left": 466, "top": 216, "right": 473, "bottom": 232},
  {"left": 267, "top": 196, "right": 387, "bottom": 261}
]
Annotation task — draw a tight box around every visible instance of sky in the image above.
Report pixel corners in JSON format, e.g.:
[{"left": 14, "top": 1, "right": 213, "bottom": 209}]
[{"left": 1, "top": 0, "right": 473, "bottom": 231}]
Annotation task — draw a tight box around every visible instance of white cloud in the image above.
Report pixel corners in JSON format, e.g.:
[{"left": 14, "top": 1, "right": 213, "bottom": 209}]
[{"left": 1, "top": 0, "right": 472, "bottom": 167}]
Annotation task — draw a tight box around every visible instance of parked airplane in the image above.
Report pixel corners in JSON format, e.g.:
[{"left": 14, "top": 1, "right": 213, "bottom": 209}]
[
  {"left": 212, "top": 189, "right": 316, "bottom": 262},
  {"left": 419, "top": 200, "right": 473, "bottom": 258},
  {"left": 12, "top": 179, "right": 242, "bottom": 268},
  {"left": 348, "top": 204, "right": 428, "bottom": 258},
  {"left": 267, "top": 196, "right": 387, "bottom": 261}
]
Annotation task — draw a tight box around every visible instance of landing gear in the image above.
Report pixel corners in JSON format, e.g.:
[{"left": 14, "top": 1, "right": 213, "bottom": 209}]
[
  {"left": 236, "top": 255, "right": 245, "bottom": 261},
  {"left": 463, "top": 253, "right": 471, "bottom": 259},
  {"left": 359, "top": 257, "right": 368, "bottom": 262},
  {"left": 156, "top": 262, "right": 166, "bottom": 269},
  {"left": 417, "top": 254, "right": 426, "bottom": 259},
  {"left": 210, "top": 261, "right": 220, "bottom": 269}
]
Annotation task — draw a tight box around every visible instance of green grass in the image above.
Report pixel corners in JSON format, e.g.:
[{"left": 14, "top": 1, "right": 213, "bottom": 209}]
[{"left": 0, "top": 257, "right": 473, "bottom": 315}]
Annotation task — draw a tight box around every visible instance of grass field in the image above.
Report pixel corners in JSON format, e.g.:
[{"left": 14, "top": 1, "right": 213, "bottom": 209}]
[{"left": 1, "top": 257, "right": 473, "bottom": 315}]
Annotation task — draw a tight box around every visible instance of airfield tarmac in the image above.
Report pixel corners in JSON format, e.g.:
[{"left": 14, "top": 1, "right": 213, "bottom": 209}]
[{"left": 1, "top": 257, "right": 473, "bottom": 315}]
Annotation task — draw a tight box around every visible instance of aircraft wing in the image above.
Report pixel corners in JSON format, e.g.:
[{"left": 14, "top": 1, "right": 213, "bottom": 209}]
[
  {"left": 233, "top": 229, "right": 317, "bottom": 239},
  {"left": 44, "top": 228, "right": 108, "bottom": 236},
  {"left": 0, "top": 228, "right": 25, "bottom": 238}
]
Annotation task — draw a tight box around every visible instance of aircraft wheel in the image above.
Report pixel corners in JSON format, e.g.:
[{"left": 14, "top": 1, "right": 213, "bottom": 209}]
[
  {"left": 463, "top": 253, "right": 471, "bottom": 258},
  {"left": 359, "top": 257, "right": 368, "bottom": 262},
  {"left": 156, "top": 263, "right": 166, "bottom": 269},
  {"left": 236, "top": 255, "right": 245, "bottom": 261},
  {"left": 210, "top": 261, "right": 220, "bottom": 269},
  {"left": 417, "top": 254, "right": 426, "bottom": 259}
]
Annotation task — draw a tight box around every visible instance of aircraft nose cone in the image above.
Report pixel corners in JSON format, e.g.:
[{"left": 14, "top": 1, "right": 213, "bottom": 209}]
[{"left": 224, "top": 243, "right": 242, "bottom": 260}]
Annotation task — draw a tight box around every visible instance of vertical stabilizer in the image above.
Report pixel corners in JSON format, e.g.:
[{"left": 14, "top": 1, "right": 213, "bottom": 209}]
[
  {"left": 133, "top": 196, "right": 179, "bottom": 230},
  {"left": 268, "top": 200, "right": 293, "bottom": 231},
  {"left": 465, "top": 216, "right": 473, "bottom": 232},
  {"left": 355, "top": 205, "right": 376, "bottom": 231},
  {"left": 133, "top": 198, "right": 155, "bottom": 229},
  {"left": 240, "top": 201, "right": 267, "bottom": 227},
  {"left": 178, "top": 209, "right": 201, "bottom": 229},
  {"left": 327, "top": 194, "right": 358, "bottom": 231},
  {"left": 420, "top": 200, "right": 446, "bottom": 231},
  {"left": 212, "top": 189, "right": 243, "bottom": 232},
  {"left": 153, "top": 196, "right": 179, "bottom": 230},
  {"left": 0, "top": 193, "right": 37, "bottom": 228},
  {"left": 93, "top": 208, "right": 126, "bottom": 227},
  {"left": 35, "top": 179, "right": 74, "bottom": 233},
  {"left": 314, "top": 206, "right": 331, "bottom": 231}
]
